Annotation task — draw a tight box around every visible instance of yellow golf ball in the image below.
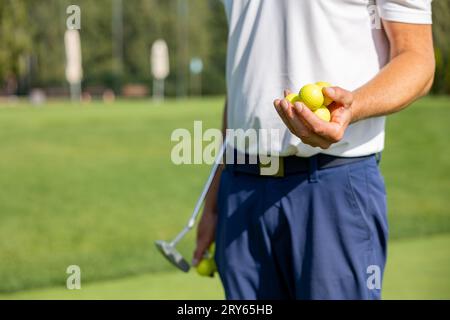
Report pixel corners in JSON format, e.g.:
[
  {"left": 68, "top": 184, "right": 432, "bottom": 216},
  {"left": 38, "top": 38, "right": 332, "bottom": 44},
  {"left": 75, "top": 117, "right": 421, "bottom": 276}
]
[
  {"left": 316, "top": 81, "right": 332, "bottom": 88},
  {"left": 316, "top": 81, "right": 333, "bottom": 107},
  {"left": 196, "top": 259, "right": 216, "bottom": 277},
  {"left": 208, "top": 243, "right": 215, "bottom": 257},
  {"left": 299, "top": 84, "right": 324, "bottom": 111},
  {"left": 285, "top": 93, "right": 301, "bottom": 105},
  {"left": 314, "top": 106, "right": 331, "bottom": 122}
]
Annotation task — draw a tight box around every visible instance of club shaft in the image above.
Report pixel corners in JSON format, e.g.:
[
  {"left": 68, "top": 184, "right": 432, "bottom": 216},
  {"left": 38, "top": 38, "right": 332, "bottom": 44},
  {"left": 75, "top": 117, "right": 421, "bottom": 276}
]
[{"left": 170, "top": 226, "right": 190, "bottom": 247}]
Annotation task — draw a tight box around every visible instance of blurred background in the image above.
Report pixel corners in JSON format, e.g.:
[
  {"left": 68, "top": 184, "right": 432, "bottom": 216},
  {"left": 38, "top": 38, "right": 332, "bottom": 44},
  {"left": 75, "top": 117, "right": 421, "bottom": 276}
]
[
  {"left": 0, "top": 0, "right": 227, "bottom": 100},
  {"left": 0, "top": 0, "right": 449, "bottom": 300}
]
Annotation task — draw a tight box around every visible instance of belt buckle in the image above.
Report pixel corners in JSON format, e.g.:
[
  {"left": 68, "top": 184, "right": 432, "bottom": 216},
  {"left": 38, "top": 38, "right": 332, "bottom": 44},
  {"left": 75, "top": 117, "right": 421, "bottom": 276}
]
[{"left": 259, "top": 157, "right": 284, "bottom": 177}]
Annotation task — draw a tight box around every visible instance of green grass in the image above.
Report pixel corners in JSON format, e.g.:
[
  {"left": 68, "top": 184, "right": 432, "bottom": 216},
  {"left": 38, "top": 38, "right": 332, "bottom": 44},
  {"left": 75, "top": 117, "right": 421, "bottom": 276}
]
[
  {"left": 0, "top": 98, "right": 222, "bottom": 292},
  {"left": 1, "top": 233, "right": 448, "bottom": 300},
  {"left": 0, "top": 96, "right": 449, "bottom": 295},
  {"left": 382, "top": 96, "right": 450, "bottom": 238},
  {"left": 383, "top": 234, "right": 450, "bottom": 299}
]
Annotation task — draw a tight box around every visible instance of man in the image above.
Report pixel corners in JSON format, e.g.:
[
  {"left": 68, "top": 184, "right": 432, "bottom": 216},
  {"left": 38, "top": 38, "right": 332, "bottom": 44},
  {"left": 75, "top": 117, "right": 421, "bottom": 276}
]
[{"left": 193, "top": 0, "right": 434, "bottom": 300}]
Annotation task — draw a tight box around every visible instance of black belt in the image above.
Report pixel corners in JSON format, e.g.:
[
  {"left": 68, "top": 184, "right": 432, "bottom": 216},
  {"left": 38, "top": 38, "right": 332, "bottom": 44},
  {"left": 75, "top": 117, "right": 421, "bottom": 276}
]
[{"left": 226, "top": 153, "right": 376, "bottom": 178}]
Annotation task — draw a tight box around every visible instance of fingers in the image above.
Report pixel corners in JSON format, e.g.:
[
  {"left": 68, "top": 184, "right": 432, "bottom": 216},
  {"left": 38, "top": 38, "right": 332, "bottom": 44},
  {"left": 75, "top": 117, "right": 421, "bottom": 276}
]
[
  {"left": 274, "top": 89, "right": 349, "bottom": 149},
  {"left": 329, "top": 105, "right": 350, "bottom": 126},
  {"left": 292, "top": 123, "right": 332, "bottom": 149},
  {"left": 324, "top": 87, "right": 353, "bottom": 106},
  {"left": 274, "top": 99, "right": 296, "bottom": 133},
  {"left": 293, "top": 103, "right": 326, "bottom": 135},
  {"left": 283, "top": 89, "right": 292, "bottom": 98},
  {"left": 281, "top": 99, "right": 295, "bottom": 118},
  {"left": 278, "top": 101, "right": 333, "bottom": 148},
  {"left": 293, "top": 102, "right": 343, "bottom": 145},
  {"left": 192, "top": 209, "right": 217, "bottom": 266},
  {"left": 193, "top": 240, "right": 211, "bottom": 266}
]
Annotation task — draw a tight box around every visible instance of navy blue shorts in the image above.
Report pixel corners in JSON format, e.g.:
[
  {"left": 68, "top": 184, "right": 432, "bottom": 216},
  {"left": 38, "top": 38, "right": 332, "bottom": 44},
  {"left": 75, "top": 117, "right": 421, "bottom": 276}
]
[{"left": 215, "top": 155, "right": 388, "bottom": 300}]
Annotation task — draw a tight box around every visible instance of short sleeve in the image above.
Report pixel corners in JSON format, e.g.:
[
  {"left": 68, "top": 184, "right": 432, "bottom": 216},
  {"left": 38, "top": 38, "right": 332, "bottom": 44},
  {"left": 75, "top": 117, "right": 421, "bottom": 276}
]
[{"left": 377, "top": 0, "right": 432, "bottom": 24}]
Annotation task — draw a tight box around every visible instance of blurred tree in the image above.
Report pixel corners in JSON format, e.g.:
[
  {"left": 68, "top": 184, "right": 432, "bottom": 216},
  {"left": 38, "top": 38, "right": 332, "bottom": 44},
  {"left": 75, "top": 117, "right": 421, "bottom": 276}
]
[
  {"left": 202, "top": 0, "right": 228, "bottom": 95},
  {"left": 187, "top": 0, "right": 213, "bottom": 95},
  {"left": 0, "top": 0, "right": 32, "bottom": 92},
  {"left": 27, "top": 0, "right": 66, "bottom": 87},
  {"left": 121, "top": 0, "right": 175, "bottom": 93},
  {"left": 75, "top": 0, "right": 116, "bottom": 90},
  {"left": 5, "top": 0, "right": 446, "bottom": 97},
  {"left": 432, "top": 0, "right": 450, "bottom": 94},
  {"left": 0, "top": 0, "right": 226, "bottom": 96},
  {"left": 120, "top": 0, "right": 213, "bottom": 96}
]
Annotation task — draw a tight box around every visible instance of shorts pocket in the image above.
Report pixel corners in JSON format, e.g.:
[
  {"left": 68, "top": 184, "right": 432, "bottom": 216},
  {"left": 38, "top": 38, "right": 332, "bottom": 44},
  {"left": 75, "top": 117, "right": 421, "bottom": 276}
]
[{"left": 345, "top": 162, "right": 372, "bottom": 242}]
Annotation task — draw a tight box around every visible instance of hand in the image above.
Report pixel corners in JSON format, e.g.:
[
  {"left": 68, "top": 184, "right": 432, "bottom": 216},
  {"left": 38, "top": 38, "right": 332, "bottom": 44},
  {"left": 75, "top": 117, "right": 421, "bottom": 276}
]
[
  {"left": 273, "top": 87, "right": 354, "bottom": 149},
  {"left": 192, "top": 204, "right": 218, "bottom": 266},
  {"left": 192, "top": 167, "right": 222, "bottom": 266}
]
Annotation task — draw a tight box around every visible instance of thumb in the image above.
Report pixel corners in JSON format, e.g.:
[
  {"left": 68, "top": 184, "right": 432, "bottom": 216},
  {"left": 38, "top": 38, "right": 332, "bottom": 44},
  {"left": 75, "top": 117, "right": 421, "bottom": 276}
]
[
  {"left": 324, "top": 87, "right": 353, "bottom": 106},
  {"left": 192, "top": 241, "right": 210, "bottom": 267},
  {"left": 283, "top": 89, "right": 292, "bottom": 98}
]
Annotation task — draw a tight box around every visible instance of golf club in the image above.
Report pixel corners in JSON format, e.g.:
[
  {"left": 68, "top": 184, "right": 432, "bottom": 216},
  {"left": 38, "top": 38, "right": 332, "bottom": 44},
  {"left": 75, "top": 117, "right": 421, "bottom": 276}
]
[{"left": 155, "top": 139, "right": 228, "bottom": 272}]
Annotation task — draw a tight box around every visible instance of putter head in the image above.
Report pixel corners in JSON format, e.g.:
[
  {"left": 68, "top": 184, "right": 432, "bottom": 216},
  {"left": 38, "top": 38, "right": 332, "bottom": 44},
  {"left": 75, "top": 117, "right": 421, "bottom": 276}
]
[{"left": 155, "top": 240, "right": 190, "bottom": 273}]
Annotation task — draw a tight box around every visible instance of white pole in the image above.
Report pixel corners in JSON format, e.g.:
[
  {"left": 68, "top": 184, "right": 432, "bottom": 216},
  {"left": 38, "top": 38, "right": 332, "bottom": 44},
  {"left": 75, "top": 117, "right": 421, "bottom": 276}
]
[
  {"left": 151, "top": 39, "right": 170, "bottom": 102},
  {"left": 65, "top": 30, "right": 83, "bottom": 103}
]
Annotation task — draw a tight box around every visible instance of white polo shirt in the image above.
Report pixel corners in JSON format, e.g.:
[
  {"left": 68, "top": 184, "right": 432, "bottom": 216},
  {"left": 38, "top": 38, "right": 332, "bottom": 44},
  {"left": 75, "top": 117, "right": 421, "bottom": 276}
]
[{"left": 223, "top": 0, "right": 432, "bottom": 157}]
